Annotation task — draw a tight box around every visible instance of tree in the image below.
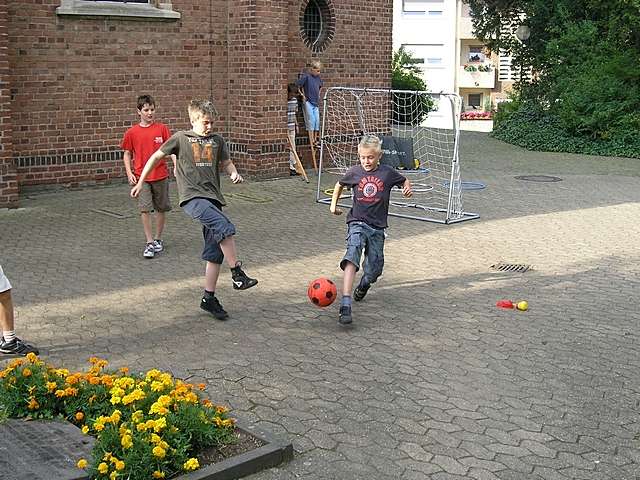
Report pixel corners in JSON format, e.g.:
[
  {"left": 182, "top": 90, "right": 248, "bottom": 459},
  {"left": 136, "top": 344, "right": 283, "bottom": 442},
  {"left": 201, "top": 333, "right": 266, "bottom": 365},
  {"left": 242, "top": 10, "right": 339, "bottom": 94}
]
[{"left": 391, "top": 47, "right": 434, "bottom": 125}]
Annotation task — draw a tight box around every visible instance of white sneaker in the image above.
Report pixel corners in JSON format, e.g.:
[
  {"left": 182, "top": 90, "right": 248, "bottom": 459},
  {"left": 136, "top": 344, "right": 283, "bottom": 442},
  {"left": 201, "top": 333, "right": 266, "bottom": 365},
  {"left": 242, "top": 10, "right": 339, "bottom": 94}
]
[
  {"left": 152, "top": 239, "right": 164, "bottom": 252},
  {"left": 143, "top": 243, "right": 155, "bottom": 259}
]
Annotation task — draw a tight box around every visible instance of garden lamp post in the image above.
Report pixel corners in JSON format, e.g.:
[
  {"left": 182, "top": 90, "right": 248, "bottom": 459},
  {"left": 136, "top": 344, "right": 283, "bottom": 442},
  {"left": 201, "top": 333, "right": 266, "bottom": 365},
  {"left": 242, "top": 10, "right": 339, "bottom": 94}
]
[{"left": 515, "top": 25, "right": 531, "bottom": 82}]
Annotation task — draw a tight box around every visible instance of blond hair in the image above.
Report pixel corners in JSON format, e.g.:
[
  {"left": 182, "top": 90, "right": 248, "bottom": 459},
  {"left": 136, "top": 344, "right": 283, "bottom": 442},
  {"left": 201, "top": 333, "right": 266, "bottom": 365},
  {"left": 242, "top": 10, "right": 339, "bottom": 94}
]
[
  {"left": 309, "top": 60, "right": 322, "bottom": 70},
  {"left": 358, "top": 134, "right": 382, "bottom": 154},
  {"left": 188, "top": 99, "right": 217, "bottom": 122}
]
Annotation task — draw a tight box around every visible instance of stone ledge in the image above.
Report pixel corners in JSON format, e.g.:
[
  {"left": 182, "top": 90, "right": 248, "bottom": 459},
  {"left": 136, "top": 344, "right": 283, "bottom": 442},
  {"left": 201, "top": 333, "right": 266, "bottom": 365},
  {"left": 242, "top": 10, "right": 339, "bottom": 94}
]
[
  {"left": 56, "top": 0, "right": 180, "bottom": 20},
  {"left": 0, "top": 418, "right": 292, "bottom": 480}
]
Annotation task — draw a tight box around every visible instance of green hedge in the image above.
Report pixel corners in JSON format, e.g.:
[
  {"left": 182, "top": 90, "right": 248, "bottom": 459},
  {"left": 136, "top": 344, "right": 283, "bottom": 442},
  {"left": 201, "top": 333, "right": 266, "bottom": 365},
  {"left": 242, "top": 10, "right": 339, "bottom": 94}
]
[{"left": 491, "top": 105, "right": 640, "bottom": 159}]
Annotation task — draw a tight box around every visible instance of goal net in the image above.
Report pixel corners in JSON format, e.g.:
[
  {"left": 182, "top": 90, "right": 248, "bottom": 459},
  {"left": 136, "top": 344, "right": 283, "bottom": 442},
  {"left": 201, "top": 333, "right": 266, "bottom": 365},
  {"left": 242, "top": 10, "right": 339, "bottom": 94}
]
[{"left": 316, "top": 87, "right": 479, "bottom": 224}]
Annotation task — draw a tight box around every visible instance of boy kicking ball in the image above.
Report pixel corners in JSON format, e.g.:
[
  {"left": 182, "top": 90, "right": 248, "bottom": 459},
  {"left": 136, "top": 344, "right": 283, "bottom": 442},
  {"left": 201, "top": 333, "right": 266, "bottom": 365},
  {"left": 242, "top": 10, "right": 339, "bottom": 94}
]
[
  {"left": 330, "top": 135, "right": 412, "bottom": 326},
  {"left": 131, "top": 100, "right": 257, "bottom": 320}
]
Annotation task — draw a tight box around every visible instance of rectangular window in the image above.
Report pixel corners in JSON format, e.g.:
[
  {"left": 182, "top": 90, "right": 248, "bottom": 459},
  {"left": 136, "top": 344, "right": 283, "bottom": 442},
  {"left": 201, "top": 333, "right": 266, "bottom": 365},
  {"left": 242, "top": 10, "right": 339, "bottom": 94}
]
[
  {"left": 403, "top": 0, "right": 444, "bottom": 13},
  {"left": 402, "top": 44, "right": 446, "bottom": 69},
  {"left": 468, "top": 46, "right": 485, "bottom": 63},
  {"left": 468, "top": 93, "right": 482, "bottom": 108}
]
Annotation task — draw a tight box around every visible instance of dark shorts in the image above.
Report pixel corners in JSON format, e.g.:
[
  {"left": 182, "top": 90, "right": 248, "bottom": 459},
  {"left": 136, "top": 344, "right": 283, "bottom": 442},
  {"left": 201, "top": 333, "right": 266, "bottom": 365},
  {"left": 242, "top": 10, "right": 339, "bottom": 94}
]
[
  {"left": 137, "top": 178, "right": 172, "bottom": 213},
  {"left": 340, "top": 221, "right": 385, "bottom": 284},
  {"left": 182, "top": 198, "right": 236, "bottom": 264}
]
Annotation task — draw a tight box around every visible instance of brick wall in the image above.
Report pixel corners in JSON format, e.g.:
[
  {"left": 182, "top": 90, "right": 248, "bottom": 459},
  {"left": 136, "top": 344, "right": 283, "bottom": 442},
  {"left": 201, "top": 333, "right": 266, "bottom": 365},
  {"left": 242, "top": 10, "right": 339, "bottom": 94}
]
[
  {"left": 0, "top": 0, "right": 392, "bottom": 206},
  {"left": 0, "top": 0, "right": 19, "bottom": 207}
]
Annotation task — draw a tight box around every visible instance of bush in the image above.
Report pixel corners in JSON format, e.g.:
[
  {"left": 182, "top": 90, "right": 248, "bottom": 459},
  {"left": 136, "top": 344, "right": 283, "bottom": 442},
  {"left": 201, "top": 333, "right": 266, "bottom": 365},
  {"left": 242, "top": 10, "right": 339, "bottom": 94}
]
[
  {"left": 491, "top": 106, "right": 640, "bottom": 158},
  {"left": 391, "top": 47, "right": 434, "bottom": 125},
  {"left": 0, "top": 355, "right": 236, "bottom": 480}
]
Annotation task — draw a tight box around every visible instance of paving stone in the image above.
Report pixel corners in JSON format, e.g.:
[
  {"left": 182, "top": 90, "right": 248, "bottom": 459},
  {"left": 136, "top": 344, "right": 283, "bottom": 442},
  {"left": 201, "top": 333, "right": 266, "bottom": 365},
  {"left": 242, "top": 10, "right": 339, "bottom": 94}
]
[{"left": 2, "top": 133, "right": 640, "bottom": 480}]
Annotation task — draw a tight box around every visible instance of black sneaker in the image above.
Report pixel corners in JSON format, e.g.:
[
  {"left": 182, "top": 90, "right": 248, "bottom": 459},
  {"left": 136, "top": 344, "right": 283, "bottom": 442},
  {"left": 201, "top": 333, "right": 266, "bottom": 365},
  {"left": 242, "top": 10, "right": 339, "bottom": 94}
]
[
  {"left": 338, "top": 305, "right": 352, "bottom": 325},
  {"left": 0, "top": 338, "right": 39, "bottom": 356},
  {"left": 289, "top": 169, "right": 299, "bottom": 176},
  {"left": 200, "top": 296, "right": 229, "bottom": 320},
  {"left": 231, "top": 263, "right": 258, "bottom": 290},
  {"left": 353, "top": 283, "right": 370, "bottom": 302}
]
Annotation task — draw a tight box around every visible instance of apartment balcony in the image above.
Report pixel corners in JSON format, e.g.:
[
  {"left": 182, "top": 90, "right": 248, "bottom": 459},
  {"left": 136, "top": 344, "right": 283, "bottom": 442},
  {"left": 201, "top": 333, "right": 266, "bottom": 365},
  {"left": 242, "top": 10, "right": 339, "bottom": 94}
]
[
  {"left": 458, "top": 65, "right": 495, "bottom": 89},
  {"left": 458, "top": 16, "right": 475, "bottom": 39}
]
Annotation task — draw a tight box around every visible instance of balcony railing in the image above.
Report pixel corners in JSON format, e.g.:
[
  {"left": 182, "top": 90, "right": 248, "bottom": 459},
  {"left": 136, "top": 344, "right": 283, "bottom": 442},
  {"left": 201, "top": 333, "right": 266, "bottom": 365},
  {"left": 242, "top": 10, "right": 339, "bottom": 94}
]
[{"left": 458, "top": 65, "right": 495, "bottom": 89}]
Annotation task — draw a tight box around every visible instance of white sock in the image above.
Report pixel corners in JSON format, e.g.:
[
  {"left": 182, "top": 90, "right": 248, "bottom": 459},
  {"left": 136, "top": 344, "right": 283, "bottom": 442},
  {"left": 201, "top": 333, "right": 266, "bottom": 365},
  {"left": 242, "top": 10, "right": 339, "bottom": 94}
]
[{"left": 3, "top": 330, "right": 16, "bottom": 343}]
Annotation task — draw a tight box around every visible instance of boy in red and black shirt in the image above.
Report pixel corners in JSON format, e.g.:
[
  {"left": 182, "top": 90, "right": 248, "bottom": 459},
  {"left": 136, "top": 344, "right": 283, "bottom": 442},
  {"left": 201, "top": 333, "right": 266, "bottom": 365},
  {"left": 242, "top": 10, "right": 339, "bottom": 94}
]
[{"left": 121, "top": 94, "right": 173, "bottom": 259}]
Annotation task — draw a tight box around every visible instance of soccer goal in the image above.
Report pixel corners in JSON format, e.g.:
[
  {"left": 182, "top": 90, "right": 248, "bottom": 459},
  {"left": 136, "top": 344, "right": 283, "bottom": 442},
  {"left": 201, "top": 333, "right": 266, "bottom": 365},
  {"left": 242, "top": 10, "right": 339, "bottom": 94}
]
[{"left": 316, "top": 87, "right": 479, "bottom": 224}]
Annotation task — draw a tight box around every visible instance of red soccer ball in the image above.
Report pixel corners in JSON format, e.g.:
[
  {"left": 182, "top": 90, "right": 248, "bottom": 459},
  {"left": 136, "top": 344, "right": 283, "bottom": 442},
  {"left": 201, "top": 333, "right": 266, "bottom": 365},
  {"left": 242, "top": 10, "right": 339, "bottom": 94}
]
[{"left": 307, "top": 277, "right": 338, "bottom": 308}]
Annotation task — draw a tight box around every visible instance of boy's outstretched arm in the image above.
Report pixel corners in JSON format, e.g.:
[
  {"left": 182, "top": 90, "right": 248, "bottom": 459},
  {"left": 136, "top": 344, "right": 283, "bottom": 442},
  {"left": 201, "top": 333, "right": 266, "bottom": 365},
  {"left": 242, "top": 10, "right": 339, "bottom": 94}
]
[
  {"left": 402, "top": 178, "right": 413, "bottom": 198},
  {"left": 221, "top": 158, "right": 243, "bottom": 184},
  {"left": 123, "top": 150, "right": 137, "bottom": 185},
  {"left": 130, "top": 149, "right": 166, "bottom": 197},
  {"left": 330, "top": 182, "right": 344, "bottom": 215}
]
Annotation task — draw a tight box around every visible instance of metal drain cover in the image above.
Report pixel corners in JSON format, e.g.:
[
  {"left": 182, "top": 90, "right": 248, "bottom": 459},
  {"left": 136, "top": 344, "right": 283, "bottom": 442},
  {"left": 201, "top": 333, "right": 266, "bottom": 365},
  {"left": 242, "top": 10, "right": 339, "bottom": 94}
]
[
  {"left": 515, "top": 175, "right": 562, "bottom": 182},
  {"left": 491, "top": 263, "right": 532, "bottom": 273}
]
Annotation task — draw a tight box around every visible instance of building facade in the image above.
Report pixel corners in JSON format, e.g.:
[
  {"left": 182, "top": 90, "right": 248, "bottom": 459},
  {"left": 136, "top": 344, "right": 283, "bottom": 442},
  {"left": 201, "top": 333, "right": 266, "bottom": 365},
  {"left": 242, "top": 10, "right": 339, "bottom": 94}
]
[
  {"left": 393, "top": 0, "right": 514, "bottom": 129},
  {"left": 0, "top": 0, "right": 393, "bottom": 207}
]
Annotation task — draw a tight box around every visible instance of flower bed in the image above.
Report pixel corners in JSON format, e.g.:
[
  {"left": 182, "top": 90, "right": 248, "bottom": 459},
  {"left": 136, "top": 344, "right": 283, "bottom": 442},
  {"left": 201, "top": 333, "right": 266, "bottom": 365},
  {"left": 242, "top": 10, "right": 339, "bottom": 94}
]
[
  {"left": 461, "top": 111, "right": 493, "bottom": 120},
  {"left": 0, "top": 354, "right": 237, "bottom": 480}
]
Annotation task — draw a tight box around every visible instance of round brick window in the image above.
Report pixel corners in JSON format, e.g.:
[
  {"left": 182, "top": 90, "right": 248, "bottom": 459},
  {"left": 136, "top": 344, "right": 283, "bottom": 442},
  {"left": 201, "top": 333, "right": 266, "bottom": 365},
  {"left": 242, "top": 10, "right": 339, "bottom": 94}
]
[{"left": 300, "top": 0, "right": 335, "bottom": 53}]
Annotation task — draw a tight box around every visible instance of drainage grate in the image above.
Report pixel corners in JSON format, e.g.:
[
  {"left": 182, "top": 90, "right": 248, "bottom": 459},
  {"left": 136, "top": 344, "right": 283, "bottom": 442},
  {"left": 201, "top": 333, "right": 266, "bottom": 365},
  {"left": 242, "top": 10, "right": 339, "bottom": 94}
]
[
  {"left": 515, "top": 175, "right": 562, "bottom": 183},
  {"left": 491, "top": 263, "right": 532, "bottom": 273},
  {"left": 90, "top": 208, "right": 131, "bottom": 219}
]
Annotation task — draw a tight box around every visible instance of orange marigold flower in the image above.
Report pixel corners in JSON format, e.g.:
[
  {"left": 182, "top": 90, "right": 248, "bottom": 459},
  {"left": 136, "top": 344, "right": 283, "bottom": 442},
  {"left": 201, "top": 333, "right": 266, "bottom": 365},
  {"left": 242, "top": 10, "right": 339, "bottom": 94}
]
[
  {"left": 75, "top": 412, "right": 84, "bottom": 421},
  {"left": 27, "top": 397, "right": 39, "bottom": 410},
  {"left": 21, "top": 368, "right": 32, "bottom": 377},
  {"left": 197, "top": 383, "right": 206, "bottom": 391}
]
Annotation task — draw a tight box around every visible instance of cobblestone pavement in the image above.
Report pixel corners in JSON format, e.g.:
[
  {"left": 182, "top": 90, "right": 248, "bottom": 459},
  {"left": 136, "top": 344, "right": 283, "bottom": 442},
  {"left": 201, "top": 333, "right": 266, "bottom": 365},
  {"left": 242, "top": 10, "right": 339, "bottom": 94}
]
[{"left": 1, "top": 133, "right": 639, "bottom": 480}]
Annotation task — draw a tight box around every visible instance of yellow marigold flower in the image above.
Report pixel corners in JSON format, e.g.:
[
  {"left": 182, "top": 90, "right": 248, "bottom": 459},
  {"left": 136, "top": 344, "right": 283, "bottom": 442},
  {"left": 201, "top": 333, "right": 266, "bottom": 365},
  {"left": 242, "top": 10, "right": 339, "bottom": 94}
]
[
  {"left": 136, "top": 422, "right": 147, "bottom": 432},
  {"left": 101, "top": 375, "right": 114, "bottom": 387},
  {"left": 158, "top": 395, "right": 172, "bottom": 407},
  {"left": 152, "top": 446, "right": 166, "bottom": 458},
  {"left": 55, "top": 389, "right": 66, "bottom": 398},
  {"left": 159, "top": 372, "right": 173, "bottom": 385},
  {"left": 222, "top": 418, "right": 235, "bottom": 427},
  {"left": 75, "top": 412, "right": 84, "bottom": 421},
  {"left": 110, "top": 472, "right": 117, "bottom": 480},
  {"left": 160, "top": 440, "right": 169, "bottom": 450},
  {"left": 121, "top": 434, "right": 133, "bottom": 449},
  {"left": 213, "top": 416, "right": 223, "bottom": 427},
  {"left": 115, "top": 460, "right": 125, "bottom": 471},
  {"left": 64, "top": 387, "right": 78, "bottom": 397},
  {"left": 26, "top": 352, "right": 38, "bottom": 363},
  {"left": 98, "top": 462, "right": 109, "bottom": 474},
  {"left": 110, "top": 410, "right": 122, "bottom": 423},
  {"left": 81, "top": 425, "right": 89, "bottom": 434},
  {"left": 145, "top": 368, "right": 161, "bottom": 381},
  {"left": 22, "top": 368, "right": 32, "bottom": 377},
  {"left": 109, "top": 386, "right": 125, "bottom": 397},
  {"left": 150, "top": 381, "right": 164, "bottom": 392},
  {"left": 183, "top": 458, "right": 199, "bottom": 471},
  {"left": 46, "top": 381, "right": 57, "bottom": 392},
  {"left": 153, "top": 417, "right": 167, "bottom": 432},
  {"left": 103, "top": 452, "right": 113, "bottom": 462},
  {"left": 216, "top": 405, "right": 229, "bottom": 414},
  {"left": 76, "top": 459, "right": 88, "bottom": 469},
  {"left": 27, "top": 397, "right": 39, "bottom": 410},
  {"left": 55, "top": 368, "right": 69, "bottom": 377},
  {"left": 110, "top": 396, "right": 122, "bottom": 405},
  {"left": 131, "top": 410, "right": 144, "bottom": 423},
  {"left": 152, "top": 471, "right": 165, "bottom": 479}
]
